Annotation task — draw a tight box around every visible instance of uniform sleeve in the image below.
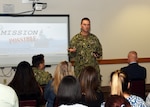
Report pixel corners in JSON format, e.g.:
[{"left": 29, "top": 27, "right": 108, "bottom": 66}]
[
  {"left": 95, "top": 36, "right": 102, "bottom": 58},
  {"left": 68, "top": 35, "right": 77, "bottom": 58},
  {"left": 43, "top": 72, "right": 52, "bottom": 84}
]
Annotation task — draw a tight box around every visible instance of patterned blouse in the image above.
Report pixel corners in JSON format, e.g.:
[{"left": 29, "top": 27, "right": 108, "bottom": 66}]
[{"left": 126, "top": 95, "right": 147, "bottom": 107}]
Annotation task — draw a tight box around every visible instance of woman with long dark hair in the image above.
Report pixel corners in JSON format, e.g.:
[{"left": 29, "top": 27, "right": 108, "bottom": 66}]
[
  {"left": 8, "top": 61, "right": 42, "bottom": 106},
  {"left": 57, "top": 75, "right": 87, "bottom": 107},
  {"left": 79, "top": 66, "right": 104, "bottom": 107}
]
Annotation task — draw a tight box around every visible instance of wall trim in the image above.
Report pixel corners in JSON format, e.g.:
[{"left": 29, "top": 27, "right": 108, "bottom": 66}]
[{"left": 71, "top": 58, "right": 150, "bottom": 65}]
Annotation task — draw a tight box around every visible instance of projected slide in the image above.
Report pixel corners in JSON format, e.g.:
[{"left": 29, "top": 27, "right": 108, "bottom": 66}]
[{"left": 0, "top": 15, "right": 69, "bottom": 67}]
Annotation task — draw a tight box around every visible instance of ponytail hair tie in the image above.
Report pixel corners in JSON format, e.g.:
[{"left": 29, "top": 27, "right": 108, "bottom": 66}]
[{"left": 121, "top": 104, "right": 125, "bottom": 107}]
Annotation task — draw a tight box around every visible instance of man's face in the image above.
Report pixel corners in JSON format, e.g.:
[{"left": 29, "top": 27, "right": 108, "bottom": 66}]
[
  {"left": 39, "top": 60, "right": 45, "bottom": 70},
  {"left": 81, "top": 20, "right": 90, "bottom": 33}
]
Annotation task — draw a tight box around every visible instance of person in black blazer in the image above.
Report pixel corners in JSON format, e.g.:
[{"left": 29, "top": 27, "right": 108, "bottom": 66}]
[
  {"left": 121, "top": 51, "right": 146, "bottom": 81},
  {"left": 121, "top": 51, "right": 146, "bottom": 100}
]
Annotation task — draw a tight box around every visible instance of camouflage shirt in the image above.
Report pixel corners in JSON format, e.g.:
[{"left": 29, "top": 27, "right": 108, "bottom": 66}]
[
  {"left": 32, "top": 67, "right": 52, "bottom": 85},
  {"left": 69, "top": 33, "right": 102, "bottom": 77}
]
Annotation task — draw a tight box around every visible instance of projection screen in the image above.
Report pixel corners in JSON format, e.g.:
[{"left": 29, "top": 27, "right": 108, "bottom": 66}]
[{"left": 0, "top": 14, "right": 70, "bottom": 67}]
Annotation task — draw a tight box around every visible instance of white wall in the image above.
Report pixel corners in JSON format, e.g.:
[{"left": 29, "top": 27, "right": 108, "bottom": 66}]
[{"left": 0, "top": 0, "right": 150, "bottom": 86}]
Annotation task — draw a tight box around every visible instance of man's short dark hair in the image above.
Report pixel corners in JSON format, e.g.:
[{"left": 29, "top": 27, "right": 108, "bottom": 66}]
[
  {"left": 32, "top": 54, "right": 44, "bottom": 67},
  {"left": 81, "top": 17, "right": 90, "bottom": 24}
]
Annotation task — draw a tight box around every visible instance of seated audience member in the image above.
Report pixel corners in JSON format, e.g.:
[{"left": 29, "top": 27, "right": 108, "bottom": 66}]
[
  {"left": 121, "top": 51, "right": 146, "bottom": 81},
  {"left": 79, "top": 66, "right": 104, "bottom": 107},
  {"left": 146, "top": 93, "right": 150, "bottom": 107},
  {"left": 0, "top": 83, "right": 19, "bottom": 107},
  {"left": 32, "top": 54, "right": 52, "bottom": 85},
  {"left": 44, "top": 61, "right": 75, "bottom": 107},
  {"left": 57, "top": 75, "right": 87, "bottom": 107},
  {"left": 110, "top": 70, "right": 146, "bottom": 107},
  {"left": 8, "top": 61, "right": 42, "bottom": 107},
  {"left": 105, "top": 95, "right": 131, "bottom": 107},
  {"left": 120, "top": 51, "right": 146, "bottom": 99}
]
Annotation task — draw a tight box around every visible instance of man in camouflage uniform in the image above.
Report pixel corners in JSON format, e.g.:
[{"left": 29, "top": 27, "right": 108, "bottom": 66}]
[
  {"left": 32, "top": 54, "right": 52, "bottom": 85},
  {"left": 68, "top": 17, "right": 102, "bottom": 79}
]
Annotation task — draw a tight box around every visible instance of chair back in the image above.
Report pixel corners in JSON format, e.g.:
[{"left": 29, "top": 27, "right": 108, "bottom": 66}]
[
  {"left": 129, "top": 79, "right": 145, "bottom": 100},
  {"left": 19, "top": 100, "right": 37, "bottom": 107}
]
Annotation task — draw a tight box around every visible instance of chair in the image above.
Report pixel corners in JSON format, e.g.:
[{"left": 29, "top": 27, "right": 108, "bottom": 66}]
[
  {"left": 129, "top": 79, "right": 145, "bottom": 100},
  {"left": 19, "top": 100, "right": 37, "bottom": 107}
]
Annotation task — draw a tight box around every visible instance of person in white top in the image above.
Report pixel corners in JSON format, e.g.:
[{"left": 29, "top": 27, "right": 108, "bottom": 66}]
[
  {"left": 59, "top": 104, "right": 87, "bottom": 107},
  {"left": 0, "top": 84, "right": 19, "bottom": 107}
]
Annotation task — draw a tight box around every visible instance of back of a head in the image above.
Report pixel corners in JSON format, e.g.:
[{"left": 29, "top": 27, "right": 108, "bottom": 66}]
[
  {"left": 105, "top": 95, "right": 131, "bottom": 107},
  {"left": 9, "top": 61, "right": 39, "bottom": 93},
  {"left": 0, "top": 84, "right": 19, "bottom": 107},
  {"left": 32, "top": 54, "right": 44, "bottom": 67},
  {"left": 57, "top": 75, "right": 81, "bottom": 105},
  {"left": 127, "top": 51, "right": 138, "bottom": 63},
  {"left": 110, "top": 70, "right": 129, "bottom": 95},
  {"left": 54, "top": 61, "right": 74, "bottom": 78},
  {"left": 12, "top": 61, "right": 34, "bottom": 82},
  {"left": 79, "top": 66, "right": 99, "bottom": 101},
  {"left": 52, "top": 61, "right": 75, "bottom": 94}
]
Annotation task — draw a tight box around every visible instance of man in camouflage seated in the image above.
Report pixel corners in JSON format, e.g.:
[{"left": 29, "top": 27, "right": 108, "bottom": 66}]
[{"left": 32, "top": 54, "right": 52, "bottom": 85}]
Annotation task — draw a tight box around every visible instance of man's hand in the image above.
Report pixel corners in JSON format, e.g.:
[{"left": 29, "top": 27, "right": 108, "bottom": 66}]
[{"left": 93, "top": 52, "right": 100, "bottom": 58}]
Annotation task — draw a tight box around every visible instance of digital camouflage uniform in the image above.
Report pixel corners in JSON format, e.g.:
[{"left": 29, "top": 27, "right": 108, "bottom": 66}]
[
  {"left": 69, "top": 33, "right": 102, "bottom": 79},
  {"left": 32, "top": 67, "right": 52, "bottom": 85}
]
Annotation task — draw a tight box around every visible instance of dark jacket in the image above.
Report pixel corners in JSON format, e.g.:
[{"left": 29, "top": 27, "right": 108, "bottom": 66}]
[{"left": 121, "top": 63, "right": 146, "bottom": 81}]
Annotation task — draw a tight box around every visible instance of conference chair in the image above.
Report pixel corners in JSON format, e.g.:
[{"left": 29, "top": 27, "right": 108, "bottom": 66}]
[
  {"left": 19, "top": 100, "right": 37, "bottom": 107},
  {"left": 129, "top": 79, "right": 145, "bottom": 100}
]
